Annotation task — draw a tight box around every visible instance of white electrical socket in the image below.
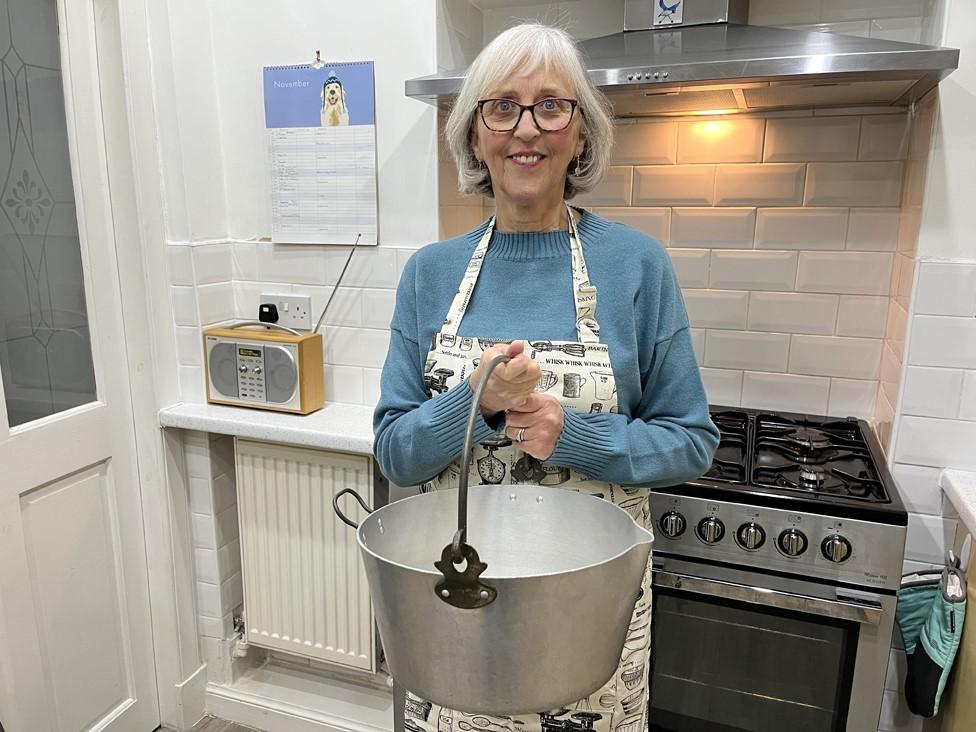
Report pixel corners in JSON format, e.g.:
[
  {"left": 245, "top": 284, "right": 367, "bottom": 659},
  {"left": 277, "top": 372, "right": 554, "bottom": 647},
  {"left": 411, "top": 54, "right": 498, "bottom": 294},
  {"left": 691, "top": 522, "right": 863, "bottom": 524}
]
[{"left": 260, "top": 293, "right": 312, "bottom": 330}]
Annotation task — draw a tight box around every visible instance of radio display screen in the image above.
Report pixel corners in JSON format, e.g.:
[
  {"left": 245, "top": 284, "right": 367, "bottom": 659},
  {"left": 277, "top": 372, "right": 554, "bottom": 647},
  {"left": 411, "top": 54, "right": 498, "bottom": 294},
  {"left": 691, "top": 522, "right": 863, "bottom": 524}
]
[{"left": 238, "top": 347, "right": 261, "bottom": 357}]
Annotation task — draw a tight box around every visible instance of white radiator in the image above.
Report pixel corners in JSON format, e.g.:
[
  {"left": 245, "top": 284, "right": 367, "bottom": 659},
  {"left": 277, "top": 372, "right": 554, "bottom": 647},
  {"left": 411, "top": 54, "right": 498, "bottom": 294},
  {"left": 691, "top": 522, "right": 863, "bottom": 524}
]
[{"left": 235, "top": 438, "right": 376, "bottom": 672}]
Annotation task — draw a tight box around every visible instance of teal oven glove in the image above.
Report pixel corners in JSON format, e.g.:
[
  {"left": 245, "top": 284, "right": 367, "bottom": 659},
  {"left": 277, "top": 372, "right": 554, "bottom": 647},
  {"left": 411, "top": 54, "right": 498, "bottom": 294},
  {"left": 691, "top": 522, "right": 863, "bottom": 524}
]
[{"left": 896, "top": 566, "right": 967, "bottom": 717}]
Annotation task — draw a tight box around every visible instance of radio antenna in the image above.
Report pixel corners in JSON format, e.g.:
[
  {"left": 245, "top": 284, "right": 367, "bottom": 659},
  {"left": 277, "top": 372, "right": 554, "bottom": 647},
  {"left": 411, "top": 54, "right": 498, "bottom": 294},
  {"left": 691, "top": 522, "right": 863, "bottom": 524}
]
[{"left": 314, "top": 233, "right": 362, "bottom": 334}]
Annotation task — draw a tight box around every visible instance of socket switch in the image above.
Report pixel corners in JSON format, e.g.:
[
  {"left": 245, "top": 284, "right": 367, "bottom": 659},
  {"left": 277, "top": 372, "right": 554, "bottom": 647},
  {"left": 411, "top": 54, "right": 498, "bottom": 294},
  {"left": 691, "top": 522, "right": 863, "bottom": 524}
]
[{"left": 260, "top": 293, "right": 312, "bottom": 330}]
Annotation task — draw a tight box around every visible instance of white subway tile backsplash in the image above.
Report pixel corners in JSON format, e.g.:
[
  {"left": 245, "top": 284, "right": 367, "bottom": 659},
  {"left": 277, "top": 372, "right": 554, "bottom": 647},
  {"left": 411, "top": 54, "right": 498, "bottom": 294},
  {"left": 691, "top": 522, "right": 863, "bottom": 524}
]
[
  {"left": 196, "top": 582, "right": 221, "bottom": 619},
  {"left": 961, "top": 371, "right": 976, "bottom": 421},
  {"left": 689, "top": 328, "right": 705, "bottom": 365},
  {"left": 612, "top": 121, "right": 676, "bottom": 165},
  {"left": 905, "top": 513, "right": 956, "bottom": 566},
  {"left": 896, "top": 416, "right": 976, "bottom": 470},
  {"left": 234, "top": 281, "right": 288, "bottom": 320},
  {"left": 667, "top": 249, "right": 710, "bottom": 288},
  {"left": 592, "top": 208, "right": 670, "bottom": 243},
  {"left": 171, "top": 285, "right": 200, "bottom": 327},
  {"left": 291, "top": 284, "right": 361, "bottom": 327},
  {"left": 846, "top": 208, "right": 900, "bottom": 251},
  {"left": 176, "top": 326, "right": 204, "bottom": 366},
  {"left": 196, "top": 283, "right": 235, "bottom": 326},
  {"left": 322, "top": 326, "right": 391, "bottom": 368},
  {"left": 908, "top": 315, "right": 976, "bottom": 368},
  {"left": 820, "top": 0, "right": 924, "bottom": 23},
  {"left": 683, "top": 290, "right": 749, "bottom": 329},
  {"left": 754, "top": 208, "right": 848, "bottom": 249},
  {"left": 188, "top": 477, "right": 213, "bottom": 515},
  {"left": 324, "top": 364, "right": 365, "bottom": 405},
  {"left": 790, "top": 335, "right": 882, "bottom": 379},
  {"left": 836, "top": 295, "right": 888, "bottom": 338},
  {"left": 827, "top": 378, "right": 877, "bottom": 418},
  {"left": 363, "top": 367, "right": 382, "bottom": 407},
  {"left": 709, "top": 250, "right": 798, "bottom": 290},
  {"left": 763, "top": 117, "right": 860, "bottom": 163},
  {"left": 870, "top": 16, "right": 923, "bottom": 43},
  {"left": 748, "top": 0, "right": 820, "bottom": 25},
  {"left": 192, "top": 512, "right": 217, "bottom": 550},
  {"left": 195, "top": 547, "right": 219, "bottom": 585},
  {"left": 574, "top": 166, "right": 633, "bottom": 206},
  {"left": 362, "top": 288, "right": 396, "bottom": 329},
  {"left": 212, "top": 472, "right": 236, "bottom": 516},
  {"left": 677, "top": 118, "right": 764, "bottom": 164},
  {"left": 859, "top": 115, "right": 910, "bottom": 161},
  {"left": 198, "top": 613, "right": 235, "bottom": 640},
  {"left": 192, "top": 243, "right": 233, "bottom": 285},
  {"left": 670, "top": 208, "right": 755, "bottom": 248},
  {"left": 902, "top": 366, "right": 963, "bottom": 418},
  {"left": 168, "top": 244, "right": 194, "bottom": 285},
  {"left": 891, "top": 463, "right": 943, "bottom": 516},
  {"left": 913, "top": 262, "right": 976, "bottom": 316},
  {"left": 748, "top": 292, "right": 838, "bottom": 335},
  {"left": 332, "top": 246, "right": 400, "bottom": 289},
  {"left": 633, "top": 165, "right": 714, "bottom": 206},
  {"left": 257, "top": 244, "right": 328, "bottom": 285},
  {"left": 705, "top": 331, "right": 790, "bottom": 372},
  {"left": 796, "top": 251, "right": 893, "bottom": 295},
  {"left": 699, "top": 368, "right": 743, "bottom": 406},
  {"left": 805, "top": 162, "right": 904, "bottom": 206},
  {"left": 180, "top": 365, "right": 205, "bottom": 403},
  {"left": 742, "top": 371, "right": 830, "bottom": 414},
  {"left": 215, "top": 504, "right": 239, "bottom": 550},
  {"left": 714, "top": 164, "right": 805, "bottom": 206},
  {"left": 232, "top": 241, "right": 259, "bottom": 281},
  {"left": 218, "top": 539, "right": 242, "bottom": 578}
]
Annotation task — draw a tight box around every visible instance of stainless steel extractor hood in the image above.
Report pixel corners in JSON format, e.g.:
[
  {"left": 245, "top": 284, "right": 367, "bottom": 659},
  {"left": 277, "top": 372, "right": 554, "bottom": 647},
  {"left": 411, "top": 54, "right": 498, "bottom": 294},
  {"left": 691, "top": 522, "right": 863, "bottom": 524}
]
[{"left": 405, "top": 0, "right": 959, "bottom": 116}]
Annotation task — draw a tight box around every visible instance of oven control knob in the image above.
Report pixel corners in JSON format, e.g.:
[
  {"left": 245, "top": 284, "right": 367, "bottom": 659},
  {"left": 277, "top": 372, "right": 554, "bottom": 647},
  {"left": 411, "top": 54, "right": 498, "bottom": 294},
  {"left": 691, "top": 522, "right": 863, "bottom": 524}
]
[
  {"left": 821, "top": 535, "right": 852, "bottom": 563},
  {"left": 778, "top": 528, "right": 808, "bottom": 557},
  {"left": 659, "top": 511, "right": 686, "bottom": 538},
  {"left": 736, "top": 522, "right": 766, "bottom": 551},
  {"left": 697, "top": 516, "right": 725, "bottom": 544}
]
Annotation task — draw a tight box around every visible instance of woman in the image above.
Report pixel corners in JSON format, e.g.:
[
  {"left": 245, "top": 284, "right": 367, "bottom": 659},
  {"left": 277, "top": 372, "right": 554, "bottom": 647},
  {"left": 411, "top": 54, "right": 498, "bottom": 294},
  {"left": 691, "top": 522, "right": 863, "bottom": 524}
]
[{"left": 374, "top": 22, "right": 719, "bottom": 732}]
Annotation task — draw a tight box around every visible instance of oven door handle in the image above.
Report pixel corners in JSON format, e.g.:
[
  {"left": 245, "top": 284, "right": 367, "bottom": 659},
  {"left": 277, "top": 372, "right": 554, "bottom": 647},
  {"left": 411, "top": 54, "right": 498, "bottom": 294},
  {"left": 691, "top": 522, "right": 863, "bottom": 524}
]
[{"left": 652, "top": 570, "right": 884, "bottom": 626}]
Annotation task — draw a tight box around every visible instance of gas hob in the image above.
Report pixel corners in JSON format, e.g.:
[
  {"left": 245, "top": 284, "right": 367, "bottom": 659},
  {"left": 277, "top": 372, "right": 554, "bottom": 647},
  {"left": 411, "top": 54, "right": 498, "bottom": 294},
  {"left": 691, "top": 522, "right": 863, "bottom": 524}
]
[{"left": 650, "top": 406, "right": 907, "bottom": 592}]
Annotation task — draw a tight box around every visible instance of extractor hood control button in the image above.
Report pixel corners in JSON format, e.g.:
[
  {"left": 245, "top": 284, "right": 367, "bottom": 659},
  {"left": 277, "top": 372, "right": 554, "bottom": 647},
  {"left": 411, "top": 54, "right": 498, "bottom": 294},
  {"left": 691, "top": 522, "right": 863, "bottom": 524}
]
[
  {"left": 821, "top": 535, "right": 852, "bottom": 563},
  {"left": 736, "top": 522, "right": 766, "bottom": 551},
  {"left": 778, "top": 528, "right": 808, "bottom": 557},
  {"left": 659, "top": 511, "right": 686, "bottom": 539},
  {"left": 697, "top": 516, "right": 725, "bottom": 544}
]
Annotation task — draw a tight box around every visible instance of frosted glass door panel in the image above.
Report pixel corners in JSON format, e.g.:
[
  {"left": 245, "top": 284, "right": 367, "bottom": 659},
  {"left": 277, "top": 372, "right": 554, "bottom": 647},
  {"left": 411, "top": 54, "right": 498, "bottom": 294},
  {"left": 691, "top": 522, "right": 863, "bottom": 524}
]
[{"left": 0, "top": 0, "right": 96, "bottom": 427}]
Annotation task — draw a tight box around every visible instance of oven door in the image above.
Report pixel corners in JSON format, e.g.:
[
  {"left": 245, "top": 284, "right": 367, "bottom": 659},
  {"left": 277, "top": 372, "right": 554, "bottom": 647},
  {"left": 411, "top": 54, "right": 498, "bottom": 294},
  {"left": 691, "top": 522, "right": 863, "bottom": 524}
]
[{"left": 649, "top": 557, "right": 896, "bottom": 732}]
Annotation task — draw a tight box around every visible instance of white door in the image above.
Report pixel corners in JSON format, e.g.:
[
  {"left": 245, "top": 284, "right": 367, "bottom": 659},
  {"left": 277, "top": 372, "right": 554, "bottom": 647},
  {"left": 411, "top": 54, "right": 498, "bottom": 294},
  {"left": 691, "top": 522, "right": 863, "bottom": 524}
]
[{"left": 0, "top": 0, "right": 158, "bottom": 731}]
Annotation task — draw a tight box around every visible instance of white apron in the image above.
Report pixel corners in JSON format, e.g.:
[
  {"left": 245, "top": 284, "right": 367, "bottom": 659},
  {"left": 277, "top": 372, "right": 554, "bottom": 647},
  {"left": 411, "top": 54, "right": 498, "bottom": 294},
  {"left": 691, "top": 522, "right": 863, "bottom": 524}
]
[{"left": 408, "top": 206, "right": 652, "bottom": 732}]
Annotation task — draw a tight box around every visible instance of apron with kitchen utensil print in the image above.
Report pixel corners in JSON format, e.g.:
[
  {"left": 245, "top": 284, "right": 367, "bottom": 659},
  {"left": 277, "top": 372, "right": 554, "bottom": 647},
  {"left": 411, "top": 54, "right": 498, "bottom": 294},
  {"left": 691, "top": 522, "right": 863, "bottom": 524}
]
[{"left": 409, "top": 205, "right": 653, "bottom": 732}]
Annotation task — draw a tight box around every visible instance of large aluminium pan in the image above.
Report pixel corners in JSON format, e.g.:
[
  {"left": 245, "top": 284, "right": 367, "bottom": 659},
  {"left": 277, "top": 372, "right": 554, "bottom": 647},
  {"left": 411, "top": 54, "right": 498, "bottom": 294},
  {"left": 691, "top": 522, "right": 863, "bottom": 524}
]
[{"left": 335, "top": 354, "right": 653, "bottom": 714}]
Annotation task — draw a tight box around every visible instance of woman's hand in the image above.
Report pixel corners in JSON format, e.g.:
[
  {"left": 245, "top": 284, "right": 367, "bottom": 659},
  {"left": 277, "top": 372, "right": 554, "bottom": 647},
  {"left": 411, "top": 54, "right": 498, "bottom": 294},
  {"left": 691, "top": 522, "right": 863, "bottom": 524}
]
[
  {"left": 505, "top": 393, "right": 565, "bottom": 460},
  {"left": 469, "top": 341, "right": 541, "bottom": 418}
]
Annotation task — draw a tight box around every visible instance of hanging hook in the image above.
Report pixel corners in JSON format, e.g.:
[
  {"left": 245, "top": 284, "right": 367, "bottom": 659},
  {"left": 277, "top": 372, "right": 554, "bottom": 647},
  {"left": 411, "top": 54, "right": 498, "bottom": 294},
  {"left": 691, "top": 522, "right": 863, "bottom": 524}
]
[{"left": 312, "top": 50, "right": 324, "bottom": 69}]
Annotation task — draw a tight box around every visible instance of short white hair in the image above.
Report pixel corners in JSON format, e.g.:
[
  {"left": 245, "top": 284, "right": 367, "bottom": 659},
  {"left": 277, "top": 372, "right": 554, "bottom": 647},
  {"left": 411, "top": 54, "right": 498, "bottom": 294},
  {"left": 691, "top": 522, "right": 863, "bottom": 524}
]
[{"left": 444, "top": 23, "right": 614, "bottom": 200}]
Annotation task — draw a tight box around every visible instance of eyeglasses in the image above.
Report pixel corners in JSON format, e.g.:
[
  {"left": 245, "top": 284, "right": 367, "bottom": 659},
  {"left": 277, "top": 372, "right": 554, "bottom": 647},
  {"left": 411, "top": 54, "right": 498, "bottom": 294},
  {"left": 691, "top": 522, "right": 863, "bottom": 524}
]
[{"left": 476, "top": 98, "right": 579, "bottom": 132}]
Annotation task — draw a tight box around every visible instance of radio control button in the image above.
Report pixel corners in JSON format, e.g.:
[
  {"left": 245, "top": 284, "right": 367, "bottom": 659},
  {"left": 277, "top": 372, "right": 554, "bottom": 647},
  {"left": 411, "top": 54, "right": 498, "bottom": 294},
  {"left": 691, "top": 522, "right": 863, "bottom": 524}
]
[
  {"left": 254, "top": 367, "right": 263, "bottom": 375},
  {"left": 239, "top": 365, "right": 248, "bottom": 373}
]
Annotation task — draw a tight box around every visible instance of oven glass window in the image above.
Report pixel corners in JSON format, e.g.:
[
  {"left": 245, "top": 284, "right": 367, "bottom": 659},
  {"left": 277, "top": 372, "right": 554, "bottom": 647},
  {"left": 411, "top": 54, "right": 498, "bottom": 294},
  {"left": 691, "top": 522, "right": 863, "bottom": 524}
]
[{"left": 650, "top": 590, "right": 857, "bottom": 732}]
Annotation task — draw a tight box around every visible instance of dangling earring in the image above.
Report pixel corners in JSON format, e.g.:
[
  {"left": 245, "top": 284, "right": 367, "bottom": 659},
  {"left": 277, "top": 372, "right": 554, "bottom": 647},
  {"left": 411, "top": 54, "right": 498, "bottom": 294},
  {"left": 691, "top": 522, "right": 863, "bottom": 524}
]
[{"left": 574, "top": 156, "right": 582, "bottom": 176}]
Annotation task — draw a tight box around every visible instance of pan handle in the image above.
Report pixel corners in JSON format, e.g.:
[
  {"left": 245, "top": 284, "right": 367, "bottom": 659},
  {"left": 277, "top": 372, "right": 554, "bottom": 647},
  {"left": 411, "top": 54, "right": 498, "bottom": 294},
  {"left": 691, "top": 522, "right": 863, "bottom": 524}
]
[{"left": 333, "top": 487, "right": 373, "bottom": 528}]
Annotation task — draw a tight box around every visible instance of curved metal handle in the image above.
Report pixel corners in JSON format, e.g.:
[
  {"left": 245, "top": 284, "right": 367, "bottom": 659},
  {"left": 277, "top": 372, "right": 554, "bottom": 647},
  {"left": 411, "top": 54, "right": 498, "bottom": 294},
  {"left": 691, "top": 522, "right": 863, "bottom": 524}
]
[
  {"left": 456, "top": 352, "right": 512, "bottom": 552},
  {"left": 333, "top": 487, "right": 373, "bottom": 528},
  {"left": 227, "top": 320, "right": 303, "bottom": 337}
]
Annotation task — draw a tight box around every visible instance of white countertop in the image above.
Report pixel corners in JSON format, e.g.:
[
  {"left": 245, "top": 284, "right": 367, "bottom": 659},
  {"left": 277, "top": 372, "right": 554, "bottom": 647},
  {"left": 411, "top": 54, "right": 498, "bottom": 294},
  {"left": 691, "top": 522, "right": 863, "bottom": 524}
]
[
  {"left": 941, "top": 469, "right": 976, "bottom": 537},
  {"left": 158, "top": 401, "right": 375, "bottom": 454}
]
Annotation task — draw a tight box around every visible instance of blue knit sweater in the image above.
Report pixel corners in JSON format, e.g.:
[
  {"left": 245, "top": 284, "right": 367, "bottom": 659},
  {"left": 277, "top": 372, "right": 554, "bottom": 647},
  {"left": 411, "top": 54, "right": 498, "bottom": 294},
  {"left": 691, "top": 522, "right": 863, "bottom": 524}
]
[{"left": 373, "top": 210, "right": 719, "bottom": 488}]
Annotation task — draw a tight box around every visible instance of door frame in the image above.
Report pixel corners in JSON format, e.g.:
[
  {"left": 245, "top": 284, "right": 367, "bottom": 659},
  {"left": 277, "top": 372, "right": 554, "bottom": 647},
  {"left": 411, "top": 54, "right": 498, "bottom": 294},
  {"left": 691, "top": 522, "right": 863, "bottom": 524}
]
[{"left": 86, "top": 1, "right": 207, "bottom": 729}]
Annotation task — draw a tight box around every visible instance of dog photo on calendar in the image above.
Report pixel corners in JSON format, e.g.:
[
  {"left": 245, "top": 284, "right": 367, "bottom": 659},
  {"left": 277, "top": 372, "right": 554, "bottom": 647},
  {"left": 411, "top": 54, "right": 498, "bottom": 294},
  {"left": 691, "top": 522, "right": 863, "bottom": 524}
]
[{"left": 320, "top": 71, "right": 349, "bottom": 127}]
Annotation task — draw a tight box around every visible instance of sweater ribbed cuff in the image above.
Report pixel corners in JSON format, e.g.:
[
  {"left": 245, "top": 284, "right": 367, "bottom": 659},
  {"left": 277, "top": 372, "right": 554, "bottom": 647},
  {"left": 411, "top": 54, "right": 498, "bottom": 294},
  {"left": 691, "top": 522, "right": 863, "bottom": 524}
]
[
  {"left": 546, "top": 409, "right": 615, "bottom": 477},
  {"left": 428, "top": 379, "right": 498, "bottom": 454}
]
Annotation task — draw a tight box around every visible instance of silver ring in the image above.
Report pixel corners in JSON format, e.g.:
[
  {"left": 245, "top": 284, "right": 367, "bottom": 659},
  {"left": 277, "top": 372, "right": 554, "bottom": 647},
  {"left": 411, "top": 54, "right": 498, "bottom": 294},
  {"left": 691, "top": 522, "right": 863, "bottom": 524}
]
[{"left": 515, "top": 427, "right": 526, "bottom": 443}]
